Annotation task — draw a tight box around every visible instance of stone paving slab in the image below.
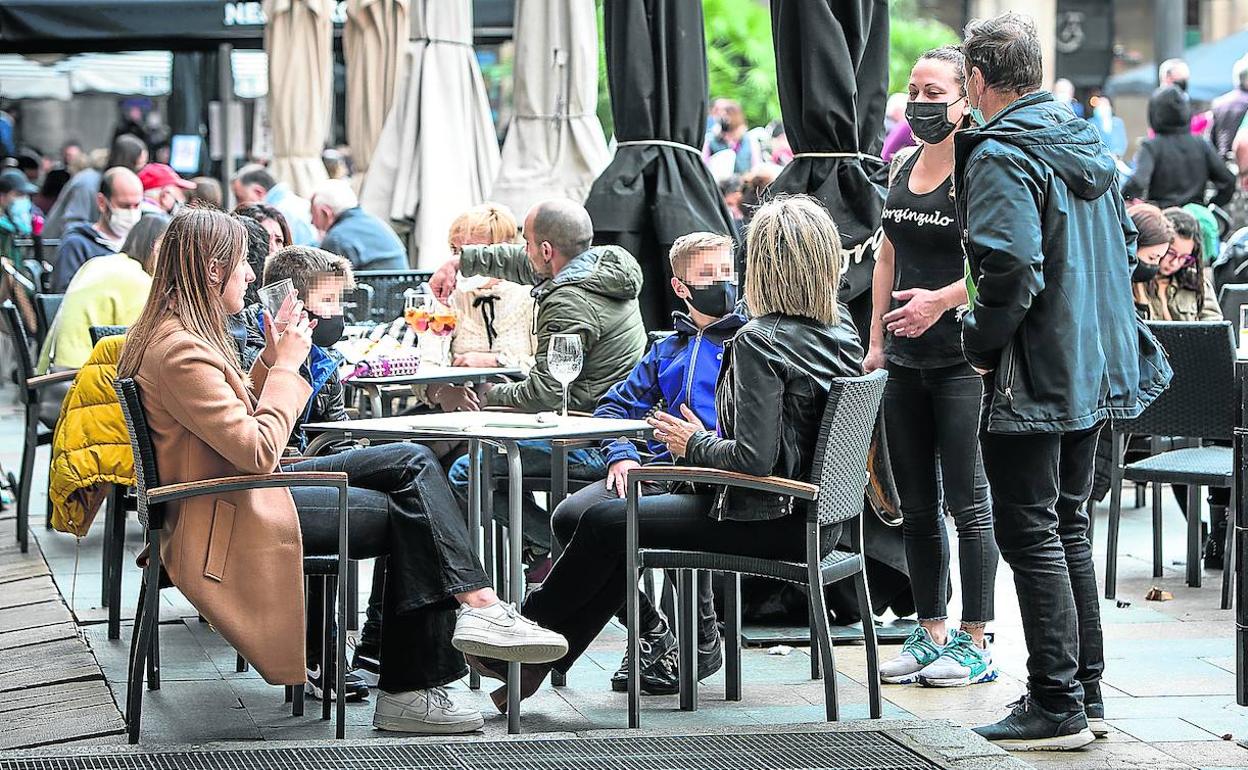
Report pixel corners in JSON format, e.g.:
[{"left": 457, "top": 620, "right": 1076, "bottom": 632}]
[{"left": 0, "top": 679, "right": 124, "bottom": 750}]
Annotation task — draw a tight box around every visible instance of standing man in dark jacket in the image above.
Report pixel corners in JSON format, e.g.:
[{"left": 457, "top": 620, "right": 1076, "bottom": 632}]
[
  {"left": 1211, "top": 55, "right": 1248, "bottom": 157},
  {"left": 1124, "top": 87, "right": 1236, "bottom": 209},
  {"left": 956, "top": 13, "right": 1172, "bottom": 751}
]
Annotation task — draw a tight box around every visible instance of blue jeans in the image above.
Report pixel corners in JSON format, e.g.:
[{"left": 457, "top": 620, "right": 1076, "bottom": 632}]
[{"left": 448, "top": 440, "right": 608, "bottom": 554}]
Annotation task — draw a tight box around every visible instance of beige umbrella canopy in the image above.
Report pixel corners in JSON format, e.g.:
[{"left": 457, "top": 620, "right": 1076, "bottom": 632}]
[
  {"left": 264, "top": 0, "right": 333, "bottom": 196},
  {"left": 360, "top": 0, "right": 500, "bottom": 268},
  {"left": 490, "top": 0, "right": 610, "bottom": 214},
  {"left": 345, "top": 0, "right": 409, "bottom": 181}
]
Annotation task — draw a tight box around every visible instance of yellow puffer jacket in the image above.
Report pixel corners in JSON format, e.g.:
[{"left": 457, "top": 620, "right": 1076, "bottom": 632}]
[{"left": 49, "top": 335, "right": 133, "bottom": 536}]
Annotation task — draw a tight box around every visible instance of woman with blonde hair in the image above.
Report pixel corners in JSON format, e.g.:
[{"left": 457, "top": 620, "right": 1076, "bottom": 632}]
[
  {"left": 117, "top": 208, "right": 567, "bottom": 734},
  {"left": 464, "top": 194, "right": 864, "bottom": 710}
]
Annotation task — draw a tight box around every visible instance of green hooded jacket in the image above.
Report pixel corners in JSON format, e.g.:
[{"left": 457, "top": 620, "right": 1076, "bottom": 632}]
[{"left": 460, "top": 243, "right": 646, "bottom": 412}]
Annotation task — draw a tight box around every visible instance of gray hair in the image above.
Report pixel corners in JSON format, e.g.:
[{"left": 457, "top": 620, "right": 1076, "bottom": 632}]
[
  {"left": 531, "top": 199, "right": 594, "bottom": 259},
  {"left": 744, "top": 195, "right": 840, "bottom": 326},
  {"left": 121, "top": 212, "right": 171, "bottom": 274},
  {"left": 963, "top": 12, "right": 1043, "bottom": 95},
  {"left": 311, "top": 178, "right": 358, "bottom": 216},
  {"left": 1159, "top": 58, "right": 1188, "bottom": 83}
]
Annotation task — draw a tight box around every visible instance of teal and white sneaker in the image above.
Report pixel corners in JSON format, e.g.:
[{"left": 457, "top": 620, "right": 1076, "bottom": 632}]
[
  {"left": 917, "top": 629, "right": 997, "bottom": 687},
  {"left": 879, "top": 626, "right": 944, "bottom": 684}
]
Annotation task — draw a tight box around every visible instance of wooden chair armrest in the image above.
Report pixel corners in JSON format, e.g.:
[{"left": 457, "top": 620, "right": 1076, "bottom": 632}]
[
  {"left": 27, "top": 369, "right": 79, "bottom": 389},
  {"left": 627, "top": 466, "right": 818, "bottom": 501},
  {"left": 147, "top": 471, "right": 349, "bottom": 506}
]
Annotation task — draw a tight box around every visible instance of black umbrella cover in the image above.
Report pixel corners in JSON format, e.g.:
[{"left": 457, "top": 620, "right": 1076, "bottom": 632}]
[
  {"left": 585, "top": 0, "right": 738, "bottom": 330},
  {"left": 768, "top": 0, "right": 889, "bottom": 308}
]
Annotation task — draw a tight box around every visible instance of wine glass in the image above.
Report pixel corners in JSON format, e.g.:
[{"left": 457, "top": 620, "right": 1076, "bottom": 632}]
[
  {"left": 403, "top": 286, "right": 434, "bottom": 357},
  {"left": 547, "top": 333, "right": 583, "bottom": 418},
  {"left": 430, "top": 304, "right": 458, "bottom": 366}
]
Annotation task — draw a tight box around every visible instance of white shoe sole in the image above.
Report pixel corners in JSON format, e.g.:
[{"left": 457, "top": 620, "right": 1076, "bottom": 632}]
[
  {"left": 373, "top": 713, "right": 485, "bottom": 734},
  {"left": 452, "top": 632, "right": 568, "bottom": 664},
  {"left": 1088, "top": 717, "right": 1108, "bottom": 738},
  {"left": 350, "top": 667, "right": 380, "bottom": 688},
  {"left": 919, "top": 668, "right": 999, "bottom": 688},
  {"left": 988, "top": 728, "right": 1096, "bottom": 751},
  {"left": 880, "top": 672, "right": 922, "bottom": 684}
]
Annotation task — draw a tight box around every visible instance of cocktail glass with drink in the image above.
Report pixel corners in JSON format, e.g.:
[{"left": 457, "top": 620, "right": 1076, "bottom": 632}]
[{"left": 430, "top": 305, "right": 457, "bottom": 365}]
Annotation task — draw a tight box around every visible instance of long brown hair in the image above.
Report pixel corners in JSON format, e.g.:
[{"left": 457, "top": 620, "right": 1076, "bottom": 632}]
[{"left": 118, "top": 208, "right": 248, "bottom": 380}]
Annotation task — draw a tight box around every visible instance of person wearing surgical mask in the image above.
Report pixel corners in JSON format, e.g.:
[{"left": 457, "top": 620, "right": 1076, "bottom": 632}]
[
  {"left": 866, "top": 45, "right": 1000, "bottom": 692},
  {"left": 51, "top": 166, "right": 143, "bottom": 292},
  {"left": 0, "top": 168, "right": 37, "bottom": 260}
]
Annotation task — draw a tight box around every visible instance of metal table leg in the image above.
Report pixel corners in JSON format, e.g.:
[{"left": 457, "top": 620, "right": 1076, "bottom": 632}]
[
  {"left": 362, "top": 384, "right": 383, "bottom": 419},
  {"left": 550, "top": 443, "right": 569, "bottom": 688},
  {"left": 467, "top": 439, "right": 481, "bottom": 691},
  {"left": 506, "top": 441, "right": 524, "bottom": 734}
]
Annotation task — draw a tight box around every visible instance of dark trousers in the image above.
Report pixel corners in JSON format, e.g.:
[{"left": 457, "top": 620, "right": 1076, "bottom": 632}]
[
  {"left": 552, "top": 479, "right": 718, "bottom": 643},
  {"left": 290, "top": 443, "right": 491, "bottom": 692},
  {"left": 884, "top": 361, "right": 997, "bottom": 623},
  {"left": 524, "top": 492, "right": 805, "bottom": 673},
  {"left": 979, "top": 408, "right": 1105, "bottom": 715}
]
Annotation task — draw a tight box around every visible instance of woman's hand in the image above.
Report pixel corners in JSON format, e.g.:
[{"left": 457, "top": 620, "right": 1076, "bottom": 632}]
[
  {"left": 863, "top": 346, "right": 886, "bottom": 374},
  {"left": 452, "top": 351, "right": 499, "bottom": 368},
  {"left": 647, "top": 405, "right": 705, "bottom": 459},
  {"left": 428, "top": 384, "right": 481, "bottom": 412},
  {"left": 273, "top": 311, "right": 315, "bottom": 370},
  {"left": 259, "top": 297, "right": 305, "bottom": 367},
  {"left": 882, "top": 288, "right": 946, "bottom": 338}
]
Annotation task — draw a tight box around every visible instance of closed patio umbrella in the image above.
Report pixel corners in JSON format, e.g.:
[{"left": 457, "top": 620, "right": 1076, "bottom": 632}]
[
  {"left": 584, "top": 0, "right": 735, "bottom": 330},
  {"left": 768, "top": 0, "right": 889, "bottom": 319},
  {"left": 360, "top": 0, "right": 500, "bottom": 268},
  {"left": 264, "top": 0, "right": 333, "bottom": 196},
  {"left": 345, "top": 0, "right": 408, "bottom": 181},
  {"left": 491, "top": 0, "right": 610, "bottom": 216}
]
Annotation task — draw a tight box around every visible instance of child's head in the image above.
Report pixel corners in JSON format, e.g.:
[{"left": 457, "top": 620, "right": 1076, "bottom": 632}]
[
  {"left": 263, "top": 246, "right": 355, "bottom": 345},
  {"left": 668, "top": 232, "right": 737, "bottom": 321},
  {"left": 448, "top": 202, "right": 519, "bottom": 253}
]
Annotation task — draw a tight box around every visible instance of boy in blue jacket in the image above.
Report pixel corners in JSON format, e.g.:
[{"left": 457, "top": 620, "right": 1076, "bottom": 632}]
[{"left": 551, "top": 232, "right": 745, "bottom": 695}]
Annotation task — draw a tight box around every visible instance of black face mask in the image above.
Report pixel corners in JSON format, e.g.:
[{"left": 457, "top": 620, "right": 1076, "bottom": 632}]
[
  {"left": 906, "top": 98, "right": 962, "bottom": 145},
  {"left": 307, "top": 310, "right": 345, "bottom": 347},
  {"left": 1132, "top": 260, "right": 1160, "bottom": 283},
  {"left": 681, "top": 280, "right": 737, "bottom": 318},
  {"left": 718, "top": 117, "right": 732, "bottom": 134}
]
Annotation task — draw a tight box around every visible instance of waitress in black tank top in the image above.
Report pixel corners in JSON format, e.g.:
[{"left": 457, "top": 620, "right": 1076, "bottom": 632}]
[{"left": 866, "top": 46, "right": 999, "bottom": 688}]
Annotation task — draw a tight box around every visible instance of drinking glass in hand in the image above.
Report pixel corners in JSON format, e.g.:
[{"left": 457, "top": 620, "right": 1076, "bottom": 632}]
[{"left": 548, "top": 333, "right": 583, "bottom": 418}]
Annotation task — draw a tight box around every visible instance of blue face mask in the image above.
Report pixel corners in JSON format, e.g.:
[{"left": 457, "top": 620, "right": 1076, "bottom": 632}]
[{"left": 5, "top": 196, "right": 32, "bottom": 235}]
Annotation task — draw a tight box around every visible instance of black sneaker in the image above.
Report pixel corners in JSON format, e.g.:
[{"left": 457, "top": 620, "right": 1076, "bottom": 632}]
[
  {"left": 350, "top": 648, "right": 381, "bottom": 689},
  {"left": 610, "top": 621, "right": 678, "bottom": 693},
  {"left": 973, "top": 694, "right": 1095, "bottom": 751},
  {"left": 306, "top": 664, "right": 370, "bottom": 702},
  {"left": 1084, "top": 700, "right": 1108, "bottom": 738}
]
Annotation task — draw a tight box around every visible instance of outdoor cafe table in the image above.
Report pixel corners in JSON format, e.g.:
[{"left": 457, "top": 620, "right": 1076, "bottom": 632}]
[
  {"left": 302, "top": 411, "right": 652, "bottom": 733},
  {"left": 341, "top": 365, "right": 523, "bottom": 417}
]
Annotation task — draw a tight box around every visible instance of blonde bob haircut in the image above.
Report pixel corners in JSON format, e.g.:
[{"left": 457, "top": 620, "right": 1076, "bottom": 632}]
[
  {"left": 448, "top": 202, "right": 519, "bottom": 251},
  {"left": 744, "top": 195, "right": 841, "bottom": 325}
]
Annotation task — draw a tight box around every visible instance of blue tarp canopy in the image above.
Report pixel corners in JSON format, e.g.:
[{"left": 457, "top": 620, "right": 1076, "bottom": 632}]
[{"left": 1105, "top": 27, "right": 1248, "bottom": 102}]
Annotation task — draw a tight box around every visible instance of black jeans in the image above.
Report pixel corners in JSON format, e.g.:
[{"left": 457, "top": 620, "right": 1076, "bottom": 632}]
[
  {"left": 979, "top": 403, "right": 1105, "bottom": 715},
  {"left": 289, "top": 443, "right": 491, "bottom": 692},
  {"left": 524, "top": 492, "right": 806, "bottom": 673},
  {"left": 552, "top": 479, "right": 718, "bottom": 644},
  {"left": 884, "top": 361, "right": 997, "bottom": 623}
]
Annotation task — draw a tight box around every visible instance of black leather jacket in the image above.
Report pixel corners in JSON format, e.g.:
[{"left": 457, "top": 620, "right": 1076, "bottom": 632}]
[{"left": 685, "top": 313, "right": 863, "bottom": 522}]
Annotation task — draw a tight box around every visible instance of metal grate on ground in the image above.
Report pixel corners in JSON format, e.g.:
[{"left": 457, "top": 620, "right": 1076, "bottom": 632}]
[{"left": 0, "top": 731, "right": 941, "bottom": 770}]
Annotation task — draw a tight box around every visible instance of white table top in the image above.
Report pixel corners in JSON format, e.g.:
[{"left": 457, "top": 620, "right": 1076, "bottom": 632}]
[
  {"left": 342, "top": 365, "right": 523, "bottom": 387},
  {"left": 304, "top": 411, "right": 652, "bottom": 441}
]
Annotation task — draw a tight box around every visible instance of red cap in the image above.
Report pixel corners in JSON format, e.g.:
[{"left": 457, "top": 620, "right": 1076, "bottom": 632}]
[{"left": 138, "top": 163, "right": 196, "bottom": 192}]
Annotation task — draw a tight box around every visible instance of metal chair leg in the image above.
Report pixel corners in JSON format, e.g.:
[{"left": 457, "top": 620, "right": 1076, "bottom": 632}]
[
  {"left": 677, "top": 569, "right": 697, "bottom": 712},
  {"left": 148, "top": 615, "right": 161, "bottom": 690},
  {"left": 854, "top": 571, "right": 882, "bottom": 719},
  {"left": 724, "top": 572, "right": 742, "bottom": 702},
  {"left": 1187, "top": 485, "right": 1203, "bottom": 588},
  {"left": 101, "top": 491, "right": 115, "bottom": 607},
  {"left": 625, "top": 493, "right": 642, "bottom": 729},
  {"left": 1105, "top": 433, "right": 1124, "bottom": 600},
  {"left": 16, "top": 411, "right": 36, "bottom": 553},
  {"left": 108, "top": 487, "right": 126, "bottom": 640},
  {"left": 1222, "top": 493, "right": 1235, "bottom": 610},
  {"left": 235, "top": 654, "right": 248, "bottom": 673},
  {"left": 808, "top": 600, "right": 822, "bottom": 680},
  {"left": 126, "top": 576, "right": 150, "bottom": 744},
  {"left": 322, "top": 575, "right": 335, "bottom": 721},
  {"left": 1152, "top": 482, "right": 1164, "bottom": 578},
  {"left": 807, "top": 572, "right": 839, "bottom": 721},
  {"left": 346, "top": 562, "right": 359, "bottom": 632},
  {"left": 1135, "top": 482, "right": 1146, "bottom": 509}
]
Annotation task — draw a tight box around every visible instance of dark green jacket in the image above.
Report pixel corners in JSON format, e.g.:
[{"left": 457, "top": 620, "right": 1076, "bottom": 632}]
[
  {"left": 461, "top": 243, "right": 646, "bottom": 412},
  {"left": 955, "top": 91, "right": 1171, "bottom": 433}
]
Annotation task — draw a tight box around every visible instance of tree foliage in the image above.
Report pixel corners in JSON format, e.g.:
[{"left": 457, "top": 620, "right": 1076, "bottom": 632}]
[{"left": 592, "top": 0, "right": 960, "bottom": 137}]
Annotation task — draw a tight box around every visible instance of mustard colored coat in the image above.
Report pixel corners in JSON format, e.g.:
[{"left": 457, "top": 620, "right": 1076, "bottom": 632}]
[{"left": 49, "top": 335, "right": 131, "bottom": 536}]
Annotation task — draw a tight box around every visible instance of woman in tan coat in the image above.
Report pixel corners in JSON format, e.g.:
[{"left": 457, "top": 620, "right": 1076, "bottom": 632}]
[{"left": 115, "top": 209, "right": 567, "bottom": 735}]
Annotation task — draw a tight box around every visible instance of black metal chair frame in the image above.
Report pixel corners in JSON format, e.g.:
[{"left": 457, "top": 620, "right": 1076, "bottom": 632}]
[
  {"left": 353, "top": 269, "right": 433, "bottom": 324},
  {"left": 33, "top": 292, "right": 63, "bottom": 350},
  {"left": 1105, "top": 321, "right": 1237, "bottom": 610},
  {"left": 2, "top": 301, "right": 75, "bottom": 553},
  {"left": 114, "top": 377, "right": 351, "bottom": 742},
  {"left": 623, "top": 370, "right": 887, "bottom": 726}
]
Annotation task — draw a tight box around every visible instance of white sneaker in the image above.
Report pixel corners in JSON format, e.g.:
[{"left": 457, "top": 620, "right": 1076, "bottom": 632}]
[
  {"left": 452, "top": 602, "right": 568, "bottom": 663},
  {"left": 372, "top": 687, "right": 484, "bottom": 734}
]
